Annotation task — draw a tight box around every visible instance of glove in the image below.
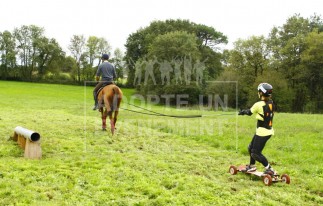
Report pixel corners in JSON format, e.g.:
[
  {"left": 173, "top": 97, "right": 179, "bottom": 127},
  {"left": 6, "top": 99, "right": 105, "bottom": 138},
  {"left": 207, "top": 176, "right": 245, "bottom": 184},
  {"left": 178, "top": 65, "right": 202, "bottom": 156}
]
[
  {"left": 238, "top": 109, "right": 252, "bottom": 116},
  {"left": 238, "top": 110, "right": 245, "bottom": 115}
]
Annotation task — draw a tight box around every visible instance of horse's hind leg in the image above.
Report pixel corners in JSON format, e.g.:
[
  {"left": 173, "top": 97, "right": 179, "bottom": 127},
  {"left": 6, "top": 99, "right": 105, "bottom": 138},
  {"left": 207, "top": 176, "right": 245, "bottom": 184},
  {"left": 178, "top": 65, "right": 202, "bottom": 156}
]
[
  {"left": 113, "top": 111, "right": 119, "bottom": 127},
  {"left": 101, "top": 110, "right": 107, "bottom": 131},
  {"left": 112, "top": 94, "right": 122, "bottom": 132},
  {"left": 108, "top": 111, "right": 115, "bottom": 135}
]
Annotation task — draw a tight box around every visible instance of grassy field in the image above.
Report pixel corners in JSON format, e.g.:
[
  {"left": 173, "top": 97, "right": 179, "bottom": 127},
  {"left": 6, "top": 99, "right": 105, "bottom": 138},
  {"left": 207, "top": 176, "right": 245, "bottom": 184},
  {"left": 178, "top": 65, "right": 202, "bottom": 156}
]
[{"left": 0, "top": 80, "right": 322, "bottom": 206}]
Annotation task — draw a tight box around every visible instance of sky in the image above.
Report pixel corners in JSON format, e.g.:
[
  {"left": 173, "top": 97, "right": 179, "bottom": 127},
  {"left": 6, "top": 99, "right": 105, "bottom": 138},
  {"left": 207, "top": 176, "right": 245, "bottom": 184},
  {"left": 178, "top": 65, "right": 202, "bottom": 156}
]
[{"left": 1, "top": 0, "right": 322, "bottom": 55}]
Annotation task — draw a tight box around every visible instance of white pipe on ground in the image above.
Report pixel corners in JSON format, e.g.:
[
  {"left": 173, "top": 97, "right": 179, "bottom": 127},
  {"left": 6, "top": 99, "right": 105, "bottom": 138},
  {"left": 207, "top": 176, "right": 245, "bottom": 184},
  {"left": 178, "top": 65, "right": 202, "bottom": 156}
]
[{"left": 14, "top": 126, "right": 40, "bottom": 142}]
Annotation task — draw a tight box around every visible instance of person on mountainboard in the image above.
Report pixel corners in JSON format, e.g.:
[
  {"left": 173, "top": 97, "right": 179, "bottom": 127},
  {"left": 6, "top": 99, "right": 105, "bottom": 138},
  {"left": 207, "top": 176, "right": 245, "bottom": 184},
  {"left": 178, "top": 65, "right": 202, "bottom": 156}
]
[{"left": 238, "top": 83, "right": 276, "bottom": 175}]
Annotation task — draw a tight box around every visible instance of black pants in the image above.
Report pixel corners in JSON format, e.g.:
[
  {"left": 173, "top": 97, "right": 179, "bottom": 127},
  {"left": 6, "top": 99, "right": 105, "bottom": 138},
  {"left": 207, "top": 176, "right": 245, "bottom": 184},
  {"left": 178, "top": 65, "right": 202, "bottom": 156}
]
[{"left": 248, "top": 135, "right": 271, "bottom": 167}]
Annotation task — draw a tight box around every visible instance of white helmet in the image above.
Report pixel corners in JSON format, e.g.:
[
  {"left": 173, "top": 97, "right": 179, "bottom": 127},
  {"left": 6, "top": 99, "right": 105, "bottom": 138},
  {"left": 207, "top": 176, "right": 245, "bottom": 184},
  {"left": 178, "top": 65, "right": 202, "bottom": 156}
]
[{"left": 258, "top": 83, "right": 273, "bottom": 97}]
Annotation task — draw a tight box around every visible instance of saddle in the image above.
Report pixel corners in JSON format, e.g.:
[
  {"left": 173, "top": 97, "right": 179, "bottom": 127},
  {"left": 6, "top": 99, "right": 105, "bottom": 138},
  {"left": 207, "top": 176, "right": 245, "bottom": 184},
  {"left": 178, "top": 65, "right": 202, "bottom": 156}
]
[{"left": 96, "top": 82, "right": 114, "bottom": 98}]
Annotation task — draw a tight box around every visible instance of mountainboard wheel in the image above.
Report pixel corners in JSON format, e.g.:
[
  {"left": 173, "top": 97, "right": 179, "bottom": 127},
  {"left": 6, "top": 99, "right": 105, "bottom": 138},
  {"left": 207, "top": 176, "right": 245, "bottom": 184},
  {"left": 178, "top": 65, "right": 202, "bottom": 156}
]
[
  {"left": 229, "top": 165, "right": 238, "bottom": 175},
  {"left": 281, "top": 174, "right": 291, "bottom": 184},
  {"left": 262, "top": 174, "right": 272, "bottom": 186}
]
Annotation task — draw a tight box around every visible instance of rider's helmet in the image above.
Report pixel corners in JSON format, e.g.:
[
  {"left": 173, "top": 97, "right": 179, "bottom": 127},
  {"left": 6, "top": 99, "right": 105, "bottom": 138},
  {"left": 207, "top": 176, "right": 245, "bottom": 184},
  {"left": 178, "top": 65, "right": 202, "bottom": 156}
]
[
  {"left": 101, "top": 54, "right": 109, "bottom": 60},
  {"left": 257, "top": 83, "right": 273, "bottom": 97}
]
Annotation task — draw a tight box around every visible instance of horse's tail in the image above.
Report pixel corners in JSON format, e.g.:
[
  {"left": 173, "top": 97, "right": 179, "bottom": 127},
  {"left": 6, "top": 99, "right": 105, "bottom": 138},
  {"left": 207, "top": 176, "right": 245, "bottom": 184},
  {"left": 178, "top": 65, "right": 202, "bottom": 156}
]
[{"left": 112, "top": 85, "right": 123, "bottom": 111}]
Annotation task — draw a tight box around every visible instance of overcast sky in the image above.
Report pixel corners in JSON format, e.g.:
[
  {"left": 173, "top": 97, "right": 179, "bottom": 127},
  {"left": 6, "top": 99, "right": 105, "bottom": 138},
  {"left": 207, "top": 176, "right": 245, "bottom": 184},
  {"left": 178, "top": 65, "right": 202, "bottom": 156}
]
[{"left": 1, "top": 0, "right": 322, "bottom": 55}]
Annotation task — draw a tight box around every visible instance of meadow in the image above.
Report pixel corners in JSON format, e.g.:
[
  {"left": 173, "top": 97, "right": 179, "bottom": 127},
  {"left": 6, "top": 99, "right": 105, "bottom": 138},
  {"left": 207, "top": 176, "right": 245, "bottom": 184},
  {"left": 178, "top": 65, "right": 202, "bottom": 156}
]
[{"left": 0, "top": 81, "right": 322, "bottom": 206}]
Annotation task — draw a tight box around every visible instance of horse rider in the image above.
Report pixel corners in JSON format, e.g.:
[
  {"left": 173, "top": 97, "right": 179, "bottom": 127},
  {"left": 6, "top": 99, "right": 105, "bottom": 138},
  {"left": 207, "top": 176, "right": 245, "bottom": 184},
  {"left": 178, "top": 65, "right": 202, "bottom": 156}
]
[{"left": 93, "top": 53, "right": 117, "bottom": 110}]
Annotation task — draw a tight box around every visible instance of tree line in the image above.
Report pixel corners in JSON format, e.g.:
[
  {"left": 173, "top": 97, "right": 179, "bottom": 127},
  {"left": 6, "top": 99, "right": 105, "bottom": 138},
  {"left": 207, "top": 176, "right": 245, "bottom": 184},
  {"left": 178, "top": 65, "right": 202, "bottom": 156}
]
[
  {"left": 124, "top": 15, "right": 323, "bottom": 113},
  {"left": 1, "top": 14, "right": 322, "bottom": 113},
  {"left": 0, "top": 25, "right": 125, "bottom": 83},
  {"left": 221, "top": 14, "right": 323, "bottom": 113}
]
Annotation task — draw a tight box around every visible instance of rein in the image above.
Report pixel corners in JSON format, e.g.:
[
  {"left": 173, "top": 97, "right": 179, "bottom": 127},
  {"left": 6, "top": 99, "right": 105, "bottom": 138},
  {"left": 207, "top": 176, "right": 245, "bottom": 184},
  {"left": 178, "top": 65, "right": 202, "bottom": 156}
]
[{"left": 121, "top": 103, "right": 202, "bottom": 118}]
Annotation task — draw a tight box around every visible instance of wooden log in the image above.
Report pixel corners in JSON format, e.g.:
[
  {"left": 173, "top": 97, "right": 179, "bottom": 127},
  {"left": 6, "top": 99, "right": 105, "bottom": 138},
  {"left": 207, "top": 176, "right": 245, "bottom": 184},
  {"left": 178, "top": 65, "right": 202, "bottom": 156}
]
[
  {"left": 24, "top": 139, "right": 42, "bottom": 159},
  {"left": 17, "top": 134, "right": 26, "bottom": 149},
  {"left": 13, "top": 126, "right": 42, "bottom": 159}
]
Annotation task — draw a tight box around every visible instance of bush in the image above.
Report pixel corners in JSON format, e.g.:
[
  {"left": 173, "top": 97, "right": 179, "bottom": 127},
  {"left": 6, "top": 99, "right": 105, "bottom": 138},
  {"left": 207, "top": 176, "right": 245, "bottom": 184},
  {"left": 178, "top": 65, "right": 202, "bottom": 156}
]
[{"left": 137, "top": 83, "right": 202, "bottom": 105}]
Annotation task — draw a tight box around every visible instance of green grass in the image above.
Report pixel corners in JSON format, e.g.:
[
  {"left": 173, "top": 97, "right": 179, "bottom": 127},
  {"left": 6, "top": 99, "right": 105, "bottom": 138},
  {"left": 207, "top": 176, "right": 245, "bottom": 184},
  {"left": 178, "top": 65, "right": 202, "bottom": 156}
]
[{"left": 0, "top": 80, "right": 322, "bottom": 205}]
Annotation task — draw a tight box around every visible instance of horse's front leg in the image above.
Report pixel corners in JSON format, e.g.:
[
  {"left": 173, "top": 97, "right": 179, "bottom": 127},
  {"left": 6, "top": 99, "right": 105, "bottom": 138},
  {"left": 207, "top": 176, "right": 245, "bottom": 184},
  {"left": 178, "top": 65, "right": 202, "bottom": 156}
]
[{"left": 101, "top": 110, "right": 107, "bottom": 131}]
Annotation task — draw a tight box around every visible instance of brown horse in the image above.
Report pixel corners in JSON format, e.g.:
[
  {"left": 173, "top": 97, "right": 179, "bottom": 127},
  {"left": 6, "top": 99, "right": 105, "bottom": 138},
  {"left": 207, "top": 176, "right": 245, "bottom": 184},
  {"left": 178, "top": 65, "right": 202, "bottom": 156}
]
[{"left": 97, "top": 84, "right": 122, "bottom": 134}]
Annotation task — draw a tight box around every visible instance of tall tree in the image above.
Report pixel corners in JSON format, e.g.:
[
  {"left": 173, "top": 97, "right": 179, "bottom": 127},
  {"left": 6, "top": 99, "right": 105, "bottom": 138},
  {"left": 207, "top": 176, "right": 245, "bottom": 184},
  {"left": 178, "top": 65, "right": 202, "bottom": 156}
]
[
  {"left": 0, "top": 30, "right": 16, "bottom": 79},
  {"left": 137, "top": 31, "right": 203, "bottom": 103},
  {"left": 124, "top": 30, "right": 146, "bottom": 86},
  {"left": 111, "top": 48, "right": 125, "bottom": 81},
  {"left": 97, "top": 37, "right": 112, "bottom": 66},
  {"left": 195, "top": 24, "right": 227, "bottom": 49},
  {"left": 62, "top": 56, "right": 78, "bottom": 81},
  {"left": 301, "top": 30, "right": 323, "bottom": 112},
  {"left": 82, "top": 36, "right": 112, "bottom": 81},
  {"left": 125, "top": 19, "right": 227, "bottom": 87},
  {"left": 267, "top": 14, "right": 322, "bottom": 111},
  {"left": 86, "top": 36, "right": 100, "bottom": 67},
  {"left": 225, "top": 36, "right": 270, "bottom": 108},
  {"left": 68, "top": 35, "right": 86, "bottom": 82},
  {"left": 309, "top": 14, "right": 323, "bottom": 32},
  {"left": 35, "top": 37, "right": 64, "bottom": 79},
  {"left": 229, "top": 36, "right": 269, "bottom": 77},
  {"left": 268, "top": 14, "right": 311, "bottom": 84},
  {"left": 13, "top": 25, "right": 45, "bottom": 80}
]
